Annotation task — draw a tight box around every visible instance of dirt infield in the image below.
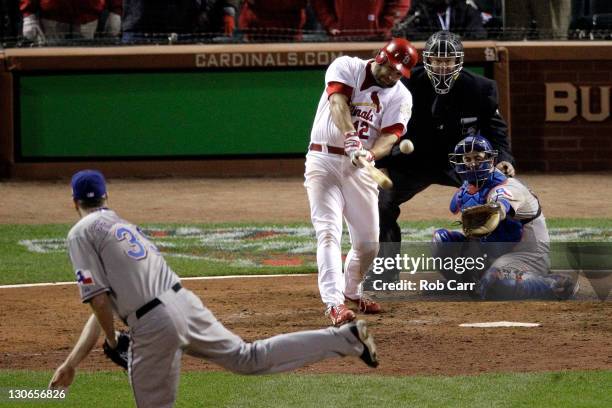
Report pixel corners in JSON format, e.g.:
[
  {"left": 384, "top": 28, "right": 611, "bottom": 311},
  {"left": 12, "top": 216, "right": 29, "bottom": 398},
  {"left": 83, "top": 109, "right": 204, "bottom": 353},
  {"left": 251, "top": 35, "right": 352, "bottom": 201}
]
[
  {"left": 0, "top": 174, "right": 611, "bottom": 376},
  {"left": 0, "top": 277, "right": 610, "bottom": 375},
  {"left": 1, "top": 173, "right": 611, "bottom": 224}
]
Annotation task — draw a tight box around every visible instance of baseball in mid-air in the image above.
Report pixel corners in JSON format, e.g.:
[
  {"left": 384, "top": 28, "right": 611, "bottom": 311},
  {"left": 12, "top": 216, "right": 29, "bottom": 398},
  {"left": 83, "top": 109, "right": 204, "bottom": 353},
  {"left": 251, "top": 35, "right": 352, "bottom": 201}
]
[{"left": 399, "top": 139, "right": 414, "bottom": 154}]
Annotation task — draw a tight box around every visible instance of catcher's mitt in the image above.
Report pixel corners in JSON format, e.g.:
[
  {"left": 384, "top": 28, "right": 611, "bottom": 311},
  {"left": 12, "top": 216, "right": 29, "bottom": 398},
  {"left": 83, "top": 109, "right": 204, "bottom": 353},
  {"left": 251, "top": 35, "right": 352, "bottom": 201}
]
[
  {"left": 103, "top": 331, "right": 130, "bottom": 370},
  {"left": 461, "top": 202, "right": 502, "bottom": 238}
]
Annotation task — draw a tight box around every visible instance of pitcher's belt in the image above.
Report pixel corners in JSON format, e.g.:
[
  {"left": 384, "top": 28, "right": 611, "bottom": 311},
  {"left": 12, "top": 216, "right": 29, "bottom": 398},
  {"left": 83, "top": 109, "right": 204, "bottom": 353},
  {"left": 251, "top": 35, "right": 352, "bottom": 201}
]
[
  {"left": 136, "top": 282, "right": 182, "bottom": 319},
  {"left": 124, "top": 282, "right": 183, "bottom": 326}
]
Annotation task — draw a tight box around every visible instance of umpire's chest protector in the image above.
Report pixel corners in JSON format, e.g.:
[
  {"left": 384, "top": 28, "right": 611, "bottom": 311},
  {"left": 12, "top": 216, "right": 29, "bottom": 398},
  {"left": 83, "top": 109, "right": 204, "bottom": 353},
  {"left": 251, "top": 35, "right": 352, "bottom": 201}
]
[{"left": 404, "top": 69, "right": 492, "bottom": 164}]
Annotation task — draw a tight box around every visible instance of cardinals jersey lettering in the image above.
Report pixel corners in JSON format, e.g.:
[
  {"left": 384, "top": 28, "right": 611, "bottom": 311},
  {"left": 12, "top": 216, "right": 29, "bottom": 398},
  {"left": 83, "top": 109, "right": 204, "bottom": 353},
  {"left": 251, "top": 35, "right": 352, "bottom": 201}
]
[{"left": 310, "top": 56, "right": 413, "bottom": 149}]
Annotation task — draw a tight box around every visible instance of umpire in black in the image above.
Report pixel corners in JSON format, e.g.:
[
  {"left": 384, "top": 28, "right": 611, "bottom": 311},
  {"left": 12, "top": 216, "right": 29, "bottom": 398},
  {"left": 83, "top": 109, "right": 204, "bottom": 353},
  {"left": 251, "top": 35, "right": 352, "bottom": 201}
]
[{"left": 373, "top": 31, "right": 515, "bottom": 281}]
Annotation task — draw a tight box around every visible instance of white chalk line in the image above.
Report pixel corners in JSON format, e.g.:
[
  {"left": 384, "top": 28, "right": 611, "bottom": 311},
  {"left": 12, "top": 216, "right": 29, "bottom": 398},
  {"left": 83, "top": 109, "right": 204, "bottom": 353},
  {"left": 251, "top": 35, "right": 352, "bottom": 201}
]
[
  {"left": 459, "top": 321, "right": 542, "bottom": 328},
  {"left": 0, "top": 273, "right": 314, "bottom": 290},
  {"left": 0, "top": 269, "right": 596, "bottom": 290}
]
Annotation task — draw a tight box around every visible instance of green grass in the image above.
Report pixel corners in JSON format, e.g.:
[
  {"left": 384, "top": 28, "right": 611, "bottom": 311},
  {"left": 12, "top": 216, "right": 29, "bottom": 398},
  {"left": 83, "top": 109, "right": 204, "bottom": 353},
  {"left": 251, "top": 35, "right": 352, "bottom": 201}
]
[
  {"left": 0, "top": 224, "right": 73, "bottom": 284},
  {"left": 1, "top": 219, "right": 611, "bottom": 285},
  {"left": 0, "top": 370, "right": 610, "bottom": 407},
  {"left": 1, "top": 221, "right": 610, "bottom": 407}
]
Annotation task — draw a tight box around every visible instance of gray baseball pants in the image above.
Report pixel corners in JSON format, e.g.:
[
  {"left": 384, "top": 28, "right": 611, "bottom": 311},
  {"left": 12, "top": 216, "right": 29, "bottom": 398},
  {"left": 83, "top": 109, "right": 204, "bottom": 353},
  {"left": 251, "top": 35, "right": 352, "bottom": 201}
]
[{"left": 126, "top": 287, "right": 364, "bottom": 408}]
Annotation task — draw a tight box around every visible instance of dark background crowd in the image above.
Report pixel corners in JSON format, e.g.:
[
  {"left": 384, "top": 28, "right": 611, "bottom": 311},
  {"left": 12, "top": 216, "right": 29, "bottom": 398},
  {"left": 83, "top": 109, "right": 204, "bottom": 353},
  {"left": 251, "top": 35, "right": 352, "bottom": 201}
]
[{"left": 0, "top": 0, "right": 610, "bottom": 47}]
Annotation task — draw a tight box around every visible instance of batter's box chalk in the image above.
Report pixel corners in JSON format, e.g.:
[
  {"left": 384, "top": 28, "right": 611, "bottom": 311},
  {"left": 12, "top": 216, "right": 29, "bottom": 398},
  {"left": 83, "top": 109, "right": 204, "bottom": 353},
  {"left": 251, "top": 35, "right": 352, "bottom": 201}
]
[{"left": 459, "top": 321, "right": 541, "bottom": 328}]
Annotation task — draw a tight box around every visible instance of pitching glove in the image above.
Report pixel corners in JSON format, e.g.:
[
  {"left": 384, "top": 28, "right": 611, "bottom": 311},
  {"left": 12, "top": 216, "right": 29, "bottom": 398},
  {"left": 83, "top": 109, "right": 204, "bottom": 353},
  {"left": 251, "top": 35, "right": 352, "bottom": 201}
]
[
  {"left": 22, "top": 15, "right": 46, "bottom": 44},
  {"left": 103, "top": 331, "right": 130, "bottom": 370}
]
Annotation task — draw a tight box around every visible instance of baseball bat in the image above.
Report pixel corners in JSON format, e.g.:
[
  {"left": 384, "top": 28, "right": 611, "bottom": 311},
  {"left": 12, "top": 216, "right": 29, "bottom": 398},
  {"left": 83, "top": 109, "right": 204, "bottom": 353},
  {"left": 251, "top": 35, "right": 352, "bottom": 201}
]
[{"left": 358, "top": 156, "right": 393, "bottom": 190}]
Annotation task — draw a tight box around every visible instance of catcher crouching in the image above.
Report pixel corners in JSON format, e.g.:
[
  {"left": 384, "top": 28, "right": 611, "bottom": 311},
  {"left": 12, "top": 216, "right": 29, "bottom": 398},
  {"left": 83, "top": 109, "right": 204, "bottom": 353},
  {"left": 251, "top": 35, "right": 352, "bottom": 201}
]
[{"left": 432, "top": 135, "right": 577, "bottom": 300}]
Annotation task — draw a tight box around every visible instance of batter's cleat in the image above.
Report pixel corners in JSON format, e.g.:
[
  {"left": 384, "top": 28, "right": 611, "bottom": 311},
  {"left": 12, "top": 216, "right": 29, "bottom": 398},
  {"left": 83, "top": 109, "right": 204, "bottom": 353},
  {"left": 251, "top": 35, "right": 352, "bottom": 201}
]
[
  {"left": 348, "top": 320, "right": 379, "bottom": 368},
  {"left": 326, "top": 304, "right": 356, "bottom": 326},
  {"left": 345, "top": 295, "right": 383, "bottom": 314}
]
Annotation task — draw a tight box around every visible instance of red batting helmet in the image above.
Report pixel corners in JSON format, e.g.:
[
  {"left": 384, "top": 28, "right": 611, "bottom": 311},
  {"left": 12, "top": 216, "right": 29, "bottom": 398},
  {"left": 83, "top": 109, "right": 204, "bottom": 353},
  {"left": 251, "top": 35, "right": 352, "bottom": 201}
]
[{"left": 375, "top": 38, "right": 418, "bottom": 78}]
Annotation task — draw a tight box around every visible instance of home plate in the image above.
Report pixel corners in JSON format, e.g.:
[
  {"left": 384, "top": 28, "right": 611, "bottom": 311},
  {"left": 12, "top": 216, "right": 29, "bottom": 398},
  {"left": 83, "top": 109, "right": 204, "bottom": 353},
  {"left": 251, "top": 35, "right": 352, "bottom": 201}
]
[{"left": 459, "top": 321, "right": 541, "bottom": 328}]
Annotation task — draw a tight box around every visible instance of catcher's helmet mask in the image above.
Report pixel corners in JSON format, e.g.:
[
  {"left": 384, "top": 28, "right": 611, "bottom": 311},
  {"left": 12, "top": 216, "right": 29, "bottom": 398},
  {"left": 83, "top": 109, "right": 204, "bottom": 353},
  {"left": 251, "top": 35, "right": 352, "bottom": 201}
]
[
  {"left": 449, "top": 135, "right": 498, "bottom": 187},
  {"left": 423, "top": 31, "right": 464, "bottom": 94}
]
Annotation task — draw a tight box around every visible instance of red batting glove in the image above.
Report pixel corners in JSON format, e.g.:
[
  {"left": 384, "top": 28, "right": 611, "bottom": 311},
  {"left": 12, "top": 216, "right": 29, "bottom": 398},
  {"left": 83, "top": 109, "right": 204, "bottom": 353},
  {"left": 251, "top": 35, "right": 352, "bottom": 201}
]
[
  {"left": 345, "top": 131, "right": 375, "bottom": 167},
  {"left": 350, "top": 149, "right": 375, "bottom": 167},
  {"left": 344, "top": 131, "right": 363, "bottom": 156}
]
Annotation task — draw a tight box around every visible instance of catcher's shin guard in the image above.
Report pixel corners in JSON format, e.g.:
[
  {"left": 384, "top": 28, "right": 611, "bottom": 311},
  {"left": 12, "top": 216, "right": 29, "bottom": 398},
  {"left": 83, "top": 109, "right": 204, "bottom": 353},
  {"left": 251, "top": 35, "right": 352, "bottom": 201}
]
[
  {"left": 479, "top": 267, "right": 576, "bottom": 300},
  {"left": 432, "top": 229, "right": 481, "bottom": 286},
  {"left": 433, "top": 229, "right": 466, "bottom": 243}
]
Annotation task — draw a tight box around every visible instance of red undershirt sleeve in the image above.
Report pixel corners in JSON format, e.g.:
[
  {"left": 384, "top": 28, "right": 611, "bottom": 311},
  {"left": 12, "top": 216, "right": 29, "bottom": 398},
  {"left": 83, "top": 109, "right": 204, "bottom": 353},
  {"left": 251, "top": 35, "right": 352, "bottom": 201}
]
[
  {"left": 381, "top": 123, "right": 405, "bottom": 139},
  {"left": 326, "top": 82, "right": 353, "bottom": 99}
]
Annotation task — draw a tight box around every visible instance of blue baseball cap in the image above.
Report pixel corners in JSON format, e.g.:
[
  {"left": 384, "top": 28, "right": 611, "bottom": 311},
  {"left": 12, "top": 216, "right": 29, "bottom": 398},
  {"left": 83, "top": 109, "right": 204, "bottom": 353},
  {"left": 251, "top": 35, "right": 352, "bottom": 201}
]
[{"left": 71, "top": 170, "right": 107, "bottom": 200}]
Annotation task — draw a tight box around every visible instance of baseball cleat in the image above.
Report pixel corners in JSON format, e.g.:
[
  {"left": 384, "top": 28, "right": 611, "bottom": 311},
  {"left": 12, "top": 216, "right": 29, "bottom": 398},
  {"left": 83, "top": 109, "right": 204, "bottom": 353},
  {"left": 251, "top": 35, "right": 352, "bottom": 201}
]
[
  {"left": 326, "top": 304, "right": 356, "bottom": 326},
  {"left": 349, "top": 320, "right": 379, "bottom": 368},
  {"left": 554, "top": 276, "right": 580, "bottom": 300},
  {"left": 345, "top": 295, "right": 382, "bottom": 314}
]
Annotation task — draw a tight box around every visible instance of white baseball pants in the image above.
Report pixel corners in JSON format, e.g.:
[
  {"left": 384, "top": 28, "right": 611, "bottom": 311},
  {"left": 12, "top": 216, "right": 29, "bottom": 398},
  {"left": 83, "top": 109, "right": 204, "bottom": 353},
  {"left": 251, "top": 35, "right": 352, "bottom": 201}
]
[{"left": 304, "top": 151, "right": 380, "bottom": 306}]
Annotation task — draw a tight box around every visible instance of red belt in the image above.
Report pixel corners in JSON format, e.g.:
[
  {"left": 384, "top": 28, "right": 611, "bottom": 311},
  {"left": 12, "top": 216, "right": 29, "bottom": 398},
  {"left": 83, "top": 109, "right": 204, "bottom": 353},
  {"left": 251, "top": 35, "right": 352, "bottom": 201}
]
[{"left": 309, "top": 143, "right": 346, "bottom": 156}]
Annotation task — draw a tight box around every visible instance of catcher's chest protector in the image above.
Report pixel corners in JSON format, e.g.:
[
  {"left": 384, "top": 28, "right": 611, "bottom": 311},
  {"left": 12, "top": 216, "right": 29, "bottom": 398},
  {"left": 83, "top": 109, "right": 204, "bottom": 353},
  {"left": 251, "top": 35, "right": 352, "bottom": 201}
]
[{"left": 452, "top": 171, "right": 507, "bottom": 212}]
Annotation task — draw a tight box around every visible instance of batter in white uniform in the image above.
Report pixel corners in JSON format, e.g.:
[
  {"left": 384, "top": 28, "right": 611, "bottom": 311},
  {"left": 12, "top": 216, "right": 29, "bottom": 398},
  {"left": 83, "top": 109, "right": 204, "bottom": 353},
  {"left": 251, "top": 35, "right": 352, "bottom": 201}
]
[
  {"left": 305, "top": 38, "right": 417, "bottom": 325},
  {"left": 49, "top": 170, "right": 379, "bottom": 408}
]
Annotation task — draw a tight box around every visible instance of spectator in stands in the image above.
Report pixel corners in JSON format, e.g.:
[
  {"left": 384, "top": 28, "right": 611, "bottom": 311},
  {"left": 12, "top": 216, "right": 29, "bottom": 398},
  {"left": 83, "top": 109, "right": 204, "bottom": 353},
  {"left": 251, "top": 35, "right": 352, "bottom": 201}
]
[
  {"left": 469, "top": 0, "right": 502, "bottom": 37},
  {"left": 303, "top": 2, "right": 324, "bottom": 38},
  {"left": 312, "top": 0, "right": 411, "bottom": 40},
  {"left": 198, "top": 0, "right": 241, "bottom": 38},
  {"left": 1, "top": 0, "right": 20, "bottom": 41},
  {"left": 122, "top": 0, "right": 239, "bottom": 43},
  {"left": 392, "top": 0, "right": 486, "bottom": 40},
  {"left": 551, "top": 0, "right": 571, "bottom": 39},
  {"left": 505, "top": 0, "right": 571, "bottom": 40},
  {"left": 239, "top": 0, "right": 308, "bottom": 42},
  {"left": 20, "top": 0, "right": 122, "bottom": 45}
]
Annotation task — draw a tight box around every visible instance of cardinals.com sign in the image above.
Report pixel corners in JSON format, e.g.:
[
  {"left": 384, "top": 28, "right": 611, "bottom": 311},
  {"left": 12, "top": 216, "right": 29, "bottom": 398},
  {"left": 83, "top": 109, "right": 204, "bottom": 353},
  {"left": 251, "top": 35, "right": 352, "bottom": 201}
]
[{"left": 195, "top": 51, "right": 344, "bottom": 68}]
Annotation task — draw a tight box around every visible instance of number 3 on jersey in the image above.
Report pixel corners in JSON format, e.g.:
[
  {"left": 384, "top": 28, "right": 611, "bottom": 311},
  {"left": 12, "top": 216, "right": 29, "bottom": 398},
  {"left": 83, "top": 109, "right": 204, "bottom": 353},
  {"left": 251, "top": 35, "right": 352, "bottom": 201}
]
[
  {"left": 115, "top": 226, "right": 149, "bottom": 260},
  {"left": 353, "top": 120, "right": 370, "bottom": 139}
]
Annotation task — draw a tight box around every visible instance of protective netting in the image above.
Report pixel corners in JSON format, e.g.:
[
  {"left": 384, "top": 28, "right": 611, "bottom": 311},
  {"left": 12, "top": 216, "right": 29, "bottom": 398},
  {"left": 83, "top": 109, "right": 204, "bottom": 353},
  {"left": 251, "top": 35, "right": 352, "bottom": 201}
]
[
  {"left": 2, "top": 0, "right": 612, "bottom": 48},
  {"left": 2, "top": 27, "right": 612, "bottom": 48}
]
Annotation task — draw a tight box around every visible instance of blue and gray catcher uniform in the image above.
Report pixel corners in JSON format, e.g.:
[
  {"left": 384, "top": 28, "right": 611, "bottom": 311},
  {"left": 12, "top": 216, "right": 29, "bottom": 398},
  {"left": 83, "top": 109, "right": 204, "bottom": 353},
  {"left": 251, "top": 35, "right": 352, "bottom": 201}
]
[{"left": 434, "top": 170, "right": 575, "bottom": 300}]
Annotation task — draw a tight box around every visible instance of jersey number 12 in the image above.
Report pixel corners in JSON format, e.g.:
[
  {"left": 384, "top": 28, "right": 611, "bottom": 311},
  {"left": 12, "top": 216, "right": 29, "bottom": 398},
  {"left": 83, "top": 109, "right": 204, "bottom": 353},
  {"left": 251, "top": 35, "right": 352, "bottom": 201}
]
[{"left": 353, "top": 120, "right": 370, "bottom": 139}]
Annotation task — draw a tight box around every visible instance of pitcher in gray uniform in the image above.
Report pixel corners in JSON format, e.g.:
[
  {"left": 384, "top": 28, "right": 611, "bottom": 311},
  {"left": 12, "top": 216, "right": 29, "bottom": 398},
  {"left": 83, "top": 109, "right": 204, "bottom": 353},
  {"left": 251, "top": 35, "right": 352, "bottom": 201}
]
[{"left": 49, "top": 170, "right": 379, "bottom": 408}]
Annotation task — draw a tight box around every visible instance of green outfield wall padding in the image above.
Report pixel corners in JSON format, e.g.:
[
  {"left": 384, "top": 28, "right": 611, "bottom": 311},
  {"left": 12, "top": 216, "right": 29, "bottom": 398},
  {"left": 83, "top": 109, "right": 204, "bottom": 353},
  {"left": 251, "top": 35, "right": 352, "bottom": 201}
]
[
  {"left": 18, "top": 66, "right": 486, "bottom": 159},
  {"left": 18, "top": 70, "right": 324, "bottom": 158}
]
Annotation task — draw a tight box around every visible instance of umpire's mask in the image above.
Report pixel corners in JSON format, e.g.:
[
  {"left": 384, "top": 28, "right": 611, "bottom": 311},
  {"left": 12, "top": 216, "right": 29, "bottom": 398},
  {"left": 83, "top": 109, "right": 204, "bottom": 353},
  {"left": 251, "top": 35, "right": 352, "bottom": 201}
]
[{"left": 423, "top": 31, "right": 464, "bottom": 95}]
